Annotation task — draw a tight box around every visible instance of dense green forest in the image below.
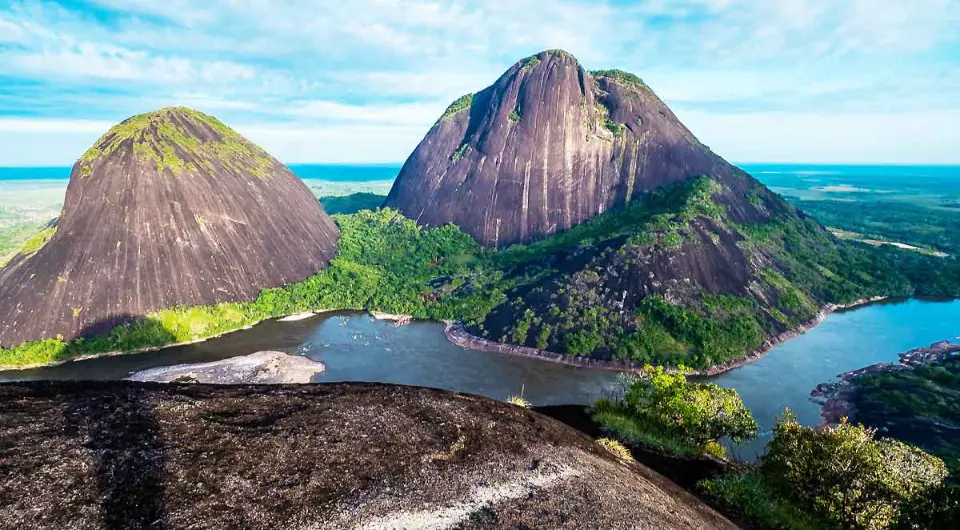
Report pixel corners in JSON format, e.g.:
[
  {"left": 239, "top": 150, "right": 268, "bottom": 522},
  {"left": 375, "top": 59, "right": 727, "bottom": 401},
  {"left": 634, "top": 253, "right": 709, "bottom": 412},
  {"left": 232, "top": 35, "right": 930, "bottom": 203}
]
[
  {"left": 791, "top": 198, "right": 960, "bottom": 255},
  {"left": 3, "top": 177, "right": 959, "bottom": 369},
  {"left": 317, "top": 192, "right": 386, "bottom": 215},
  {"left": 473, "top": 177, "right": 960, "bottom": 368}
]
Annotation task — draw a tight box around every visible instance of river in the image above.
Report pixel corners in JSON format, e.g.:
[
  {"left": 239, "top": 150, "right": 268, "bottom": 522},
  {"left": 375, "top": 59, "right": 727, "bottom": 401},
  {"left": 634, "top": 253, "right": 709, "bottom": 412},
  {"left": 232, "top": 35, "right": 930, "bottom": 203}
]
[{"left": 2, "top": 299, "right": 958, "bottom": 458}]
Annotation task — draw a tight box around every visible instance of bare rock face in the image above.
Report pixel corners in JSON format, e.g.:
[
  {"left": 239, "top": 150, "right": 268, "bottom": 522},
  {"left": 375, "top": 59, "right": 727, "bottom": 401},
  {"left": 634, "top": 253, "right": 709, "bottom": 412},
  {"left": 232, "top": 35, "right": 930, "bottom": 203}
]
[
  {"left": 0, "top": 107, "right": 339, "bottom": 347},
  {"left": 384, "top": 49, "right": 772, "bottom": 247},
  {"left": 128, "top": 351, "right": 325, "bottom": 384},
  {"left": 0, "top": 381, "right": 737, "bottom": 530}
]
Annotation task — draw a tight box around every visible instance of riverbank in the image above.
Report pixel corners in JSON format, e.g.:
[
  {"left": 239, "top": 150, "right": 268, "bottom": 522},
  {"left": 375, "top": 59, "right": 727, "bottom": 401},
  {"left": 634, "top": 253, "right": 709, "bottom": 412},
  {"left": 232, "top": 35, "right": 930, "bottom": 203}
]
[
  {"left": 0, "top": 308, "right": 355, "bottom": 371},
  {"left": 445, "top": 296, "right": 889, "bottom": 377},
  {"left": 811, "top": 339, "right": 960, "bottom": 424},
  {"left": 0, "top": 295, "right": 889, "bottom": 374}
]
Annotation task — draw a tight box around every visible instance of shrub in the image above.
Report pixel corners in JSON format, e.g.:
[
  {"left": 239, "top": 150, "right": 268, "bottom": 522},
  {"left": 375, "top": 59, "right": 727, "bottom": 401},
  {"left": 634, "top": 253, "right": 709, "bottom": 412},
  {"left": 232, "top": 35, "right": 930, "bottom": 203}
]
[
  {"left": 760, "top": 410, "right": 948, "bottom": 530},
  {"left": 591, "top": 365, "right": 756, "bottom": 458},
  {"left": 450, "top": 143, "right": 469, "bottom": 162},
  {"left": 597, "top": 437, "right": 634, "bottom": 462},
  {"left": 438, "top": 93, "right": 473, "bottom": 121},
  {"left": 701, "top": 470, "right": 828, "bottom": 530},
  {"left": 624, "top": 365, "right": 758, "bottom": 446},
  {"left": 506, "top": 395, "right": 531, "bottom": 408}
]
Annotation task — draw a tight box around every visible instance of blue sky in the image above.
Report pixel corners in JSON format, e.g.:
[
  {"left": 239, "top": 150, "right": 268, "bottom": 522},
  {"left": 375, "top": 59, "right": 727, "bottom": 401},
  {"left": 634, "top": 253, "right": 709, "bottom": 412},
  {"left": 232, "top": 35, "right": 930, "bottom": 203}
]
[{"left": 0, "top": 0, "right": 958, "bottom": 166}]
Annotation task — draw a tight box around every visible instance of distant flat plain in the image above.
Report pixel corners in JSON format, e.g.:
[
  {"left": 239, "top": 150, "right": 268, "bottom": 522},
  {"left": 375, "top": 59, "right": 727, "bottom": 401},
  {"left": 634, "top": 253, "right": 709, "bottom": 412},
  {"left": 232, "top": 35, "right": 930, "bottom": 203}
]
[{"left": 1, "top": 164, "right": 958, "bottom": 261}]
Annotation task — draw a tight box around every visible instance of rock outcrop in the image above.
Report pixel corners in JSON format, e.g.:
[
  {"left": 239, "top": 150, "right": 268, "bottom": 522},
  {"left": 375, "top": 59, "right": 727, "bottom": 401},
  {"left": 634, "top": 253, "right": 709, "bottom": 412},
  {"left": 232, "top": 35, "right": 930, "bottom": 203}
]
[
  {"left": 0, "top": 107, "right": 339, "bottom": 346},
  {"left": 384, "top": 49, "right": 779, "bottom": 247},
  {"left": 128, "top": 350, "right": 325, "bottom": 384},
  {"left": 0, "top": 381, "right": 737, "bottom": 529}
]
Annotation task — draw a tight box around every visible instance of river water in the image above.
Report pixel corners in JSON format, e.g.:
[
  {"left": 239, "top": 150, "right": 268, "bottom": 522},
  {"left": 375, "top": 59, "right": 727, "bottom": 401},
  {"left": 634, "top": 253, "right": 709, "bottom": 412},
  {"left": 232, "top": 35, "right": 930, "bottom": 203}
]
[{"left": 3, "top": 299, "right": 958, "bottom": 458}]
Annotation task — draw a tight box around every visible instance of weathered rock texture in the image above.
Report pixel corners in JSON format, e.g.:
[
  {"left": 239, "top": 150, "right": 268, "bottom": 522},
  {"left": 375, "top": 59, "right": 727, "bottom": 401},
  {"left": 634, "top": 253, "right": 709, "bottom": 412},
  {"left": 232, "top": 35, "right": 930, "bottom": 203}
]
[
  {"left": 384, "top": 49, "right": 772, "bottom": 247},
  {"left": 0, "top": 107, "right": 339, "bottom": 346},
  {"left": 0, "top": 381, "right": 737, "bottom": 530},
  {"left": 128, "top": 350, "right": 325, "bottom": 384}
]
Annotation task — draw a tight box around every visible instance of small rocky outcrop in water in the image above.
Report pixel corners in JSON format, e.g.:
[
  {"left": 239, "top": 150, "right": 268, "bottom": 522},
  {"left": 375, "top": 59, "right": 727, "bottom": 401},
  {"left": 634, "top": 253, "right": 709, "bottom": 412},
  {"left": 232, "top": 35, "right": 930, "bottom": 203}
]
[
  {"left": 0, "top": 107, "right": 339, "bottom": 347},
  {"left": 0, "top": 381, "right": 736, "bottom": 530},
  {"left": 128, "top": 351, "right": 325, "bottom": 384},
  {"left": 384, "top": 49, "right": 777, "bottom": 247}
]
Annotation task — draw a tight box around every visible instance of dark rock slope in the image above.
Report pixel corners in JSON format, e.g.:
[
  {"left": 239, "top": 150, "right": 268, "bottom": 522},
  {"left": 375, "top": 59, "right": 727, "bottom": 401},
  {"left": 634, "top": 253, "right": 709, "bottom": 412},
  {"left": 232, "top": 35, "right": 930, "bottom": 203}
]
[
  {"left": 384, "top": 49, "right": 776, "bottom": 247},
  {"left": 0, "top": 107, "right": 339, "bottom": 346},
  {"left": 0, "top": 381, "right": 736, "bottom": 530}
]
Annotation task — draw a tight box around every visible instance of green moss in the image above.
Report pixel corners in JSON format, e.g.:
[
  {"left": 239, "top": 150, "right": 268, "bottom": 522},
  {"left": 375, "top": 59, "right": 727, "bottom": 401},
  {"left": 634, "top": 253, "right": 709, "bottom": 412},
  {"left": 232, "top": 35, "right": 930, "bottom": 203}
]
[
  {"left": 591, "top": 69, "right": 646, "bottom": 88},
  {"left": 77, "top": 107, "right": 275, "bottom": 179},
  {"left": 450, "top": 143, "right": 470, "bottom": 162},
  {"left": 594, "top": 101, "right": 626, "bottom": 137},
  {"left": 438, "top": 93, "right": 473, "bottom": 122},
  {"left": 14, "top": 226, "right": 56, "bottom": 259},
  {"left": 520, "top": 55, "right": 541, "bottom": 70}
]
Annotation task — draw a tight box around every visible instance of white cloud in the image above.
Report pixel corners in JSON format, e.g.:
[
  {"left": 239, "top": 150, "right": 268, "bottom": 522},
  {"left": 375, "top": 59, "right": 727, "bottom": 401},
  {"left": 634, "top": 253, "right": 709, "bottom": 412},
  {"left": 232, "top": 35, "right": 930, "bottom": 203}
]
[
  {"left": 0, "top": 118, "right": 114, "bottom": 133},
  {"left": 286, "top": 99, "right": 446, "bottom": 126},
  {"left": 236, "top": 123, "right": 427, "bottom": 164},
  {"left": 0, "top": 0, "right": 957, "bottom": 164},
  {"left": 677, "top": 108, "right": 960, "bottom": 164}
]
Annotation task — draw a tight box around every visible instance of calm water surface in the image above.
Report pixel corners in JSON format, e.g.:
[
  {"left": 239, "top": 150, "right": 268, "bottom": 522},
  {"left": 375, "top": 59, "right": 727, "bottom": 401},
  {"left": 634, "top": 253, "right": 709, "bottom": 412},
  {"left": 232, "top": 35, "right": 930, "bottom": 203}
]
[
  {"left": 711, "top": 298, "right": 960, "bottom": 457},
  {"left": 0, "top": 312, "right": 621, "bottom": 406},
  {"left": 3, "top": 300, "right": 958, "bottom": 457}
]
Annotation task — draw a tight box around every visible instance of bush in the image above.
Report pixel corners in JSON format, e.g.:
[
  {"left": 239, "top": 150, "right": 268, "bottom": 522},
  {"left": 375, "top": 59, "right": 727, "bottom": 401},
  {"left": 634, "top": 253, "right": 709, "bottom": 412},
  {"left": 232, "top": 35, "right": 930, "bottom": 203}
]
[
  {"left": 701, "top": 470, "right": 828, "bottom": 530},
  {"left": 506, "top": 395, "right": 531, "bottom": 408},
  {"left": 592, "top": 365, "right": 757, "bottom": 458},
  {"left": 624, "top": 365, "right": 758, "bottom": 446},
  {"left": 759, "top": 410, "right": 948, "bottom": 530},
  {"left": 597, "top": 437, "right": 634, "bottom": 462}
]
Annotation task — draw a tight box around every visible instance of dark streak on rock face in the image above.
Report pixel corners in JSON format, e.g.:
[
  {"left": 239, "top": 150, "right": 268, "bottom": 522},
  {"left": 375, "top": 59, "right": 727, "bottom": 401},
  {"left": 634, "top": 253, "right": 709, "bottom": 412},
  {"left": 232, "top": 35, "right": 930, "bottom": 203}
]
[
  {"left": 0, "top": 107, "right": 339, "bottom": 346},
  {"left": 384, "top": 49, "right": 773, "bottom": 248}
]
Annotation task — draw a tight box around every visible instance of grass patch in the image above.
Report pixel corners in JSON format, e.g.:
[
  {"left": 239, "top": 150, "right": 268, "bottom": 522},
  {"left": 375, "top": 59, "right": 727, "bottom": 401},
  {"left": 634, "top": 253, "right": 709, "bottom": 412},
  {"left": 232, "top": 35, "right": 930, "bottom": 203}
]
[
  {"left": 597, "top": 437, "right": 634, "bottom": 462},
  {"left": 506, "top": 395, "right": 532, "bottom": 408},
  {"left": 438, "top": 93, "right": 474, "bottom": 122},
  {"left": 592, "top": 408, "right": 704, "bottom": 457}
]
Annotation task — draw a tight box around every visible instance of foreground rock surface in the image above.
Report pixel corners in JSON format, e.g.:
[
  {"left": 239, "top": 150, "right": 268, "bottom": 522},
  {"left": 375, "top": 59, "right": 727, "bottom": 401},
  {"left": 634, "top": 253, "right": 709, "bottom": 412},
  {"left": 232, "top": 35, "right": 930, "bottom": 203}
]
[
  {"left": 128, "top": 350, "right": 325, "bottom": 384},
  {"left": 0, "top": 381, "right": 735, "bottom": 530}
]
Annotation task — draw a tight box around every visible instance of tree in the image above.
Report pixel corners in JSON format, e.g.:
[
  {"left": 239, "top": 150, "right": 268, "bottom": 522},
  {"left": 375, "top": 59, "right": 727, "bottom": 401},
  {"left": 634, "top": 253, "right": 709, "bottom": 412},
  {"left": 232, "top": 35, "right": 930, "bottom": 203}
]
[
  {"left": 624, "top": 364, "right": 758, "bottom": 447},
  {"left": 760, "top": 410, "right": 948, "bottom": 530}
]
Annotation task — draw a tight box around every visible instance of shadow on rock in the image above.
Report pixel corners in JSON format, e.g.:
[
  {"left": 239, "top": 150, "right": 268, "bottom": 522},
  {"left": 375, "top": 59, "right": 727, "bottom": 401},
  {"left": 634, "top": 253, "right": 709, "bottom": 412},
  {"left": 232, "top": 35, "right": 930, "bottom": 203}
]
[{"left": 64, "top": 382, "right": 168, "bottom": 530}]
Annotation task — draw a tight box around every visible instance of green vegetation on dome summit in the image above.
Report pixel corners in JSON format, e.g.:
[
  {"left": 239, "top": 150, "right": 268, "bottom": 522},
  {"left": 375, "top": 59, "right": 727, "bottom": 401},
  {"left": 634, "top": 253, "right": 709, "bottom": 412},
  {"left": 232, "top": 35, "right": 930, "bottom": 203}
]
[{"left": 77, "top": 107, "right": 276, "bottom": 179}]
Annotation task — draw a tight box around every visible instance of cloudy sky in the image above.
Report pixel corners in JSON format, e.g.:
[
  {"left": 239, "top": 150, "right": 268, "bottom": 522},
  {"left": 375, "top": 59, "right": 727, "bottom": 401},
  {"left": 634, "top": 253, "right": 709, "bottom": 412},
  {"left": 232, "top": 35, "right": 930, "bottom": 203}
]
[{"left": 0, "top": 0, "right": 958, "bottom": 166}]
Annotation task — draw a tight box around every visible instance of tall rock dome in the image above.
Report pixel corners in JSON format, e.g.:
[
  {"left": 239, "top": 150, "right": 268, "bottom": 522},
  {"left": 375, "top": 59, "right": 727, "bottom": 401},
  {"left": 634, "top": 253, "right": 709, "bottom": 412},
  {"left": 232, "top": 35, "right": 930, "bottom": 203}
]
[
  {"left": 384, "top": 49, "right": 769, "bottom": 247},
  {"left": 0, "top": 107, "right": 339, "bottom": 347}
]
